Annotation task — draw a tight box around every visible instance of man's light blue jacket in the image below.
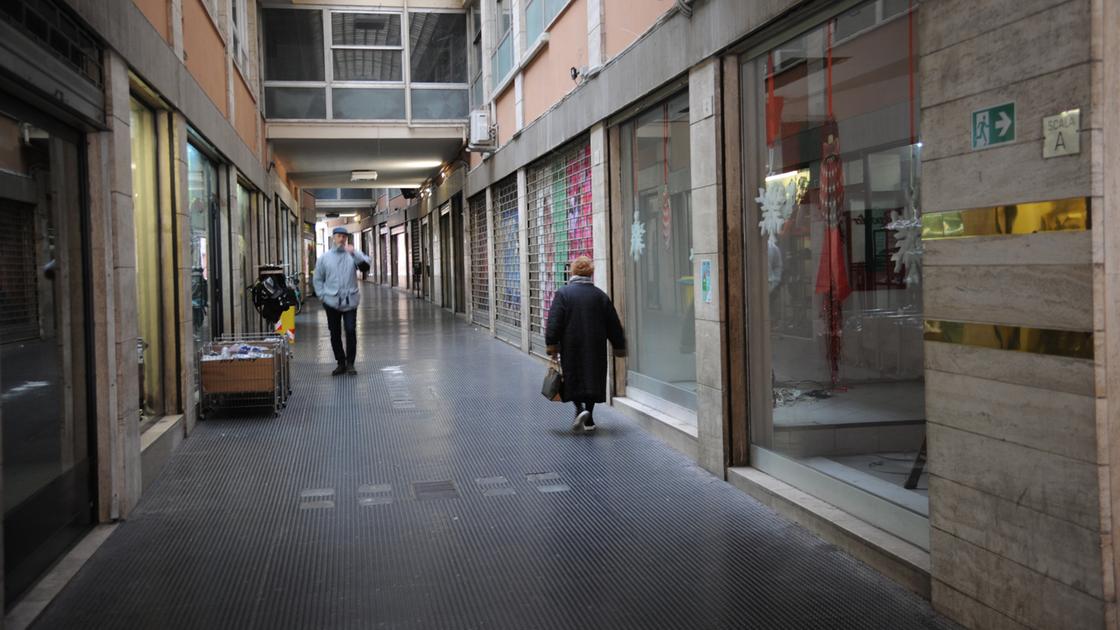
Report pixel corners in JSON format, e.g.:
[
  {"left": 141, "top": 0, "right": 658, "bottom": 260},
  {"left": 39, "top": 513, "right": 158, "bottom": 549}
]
[{"left": 313, "top": 246, "right": 371, "bottom": 312}]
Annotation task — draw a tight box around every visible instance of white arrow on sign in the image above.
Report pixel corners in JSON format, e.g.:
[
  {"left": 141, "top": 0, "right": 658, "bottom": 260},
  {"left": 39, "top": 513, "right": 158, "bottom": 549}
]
[{"left": 996, "top": 111, "right": 1012, "bottom": 137}]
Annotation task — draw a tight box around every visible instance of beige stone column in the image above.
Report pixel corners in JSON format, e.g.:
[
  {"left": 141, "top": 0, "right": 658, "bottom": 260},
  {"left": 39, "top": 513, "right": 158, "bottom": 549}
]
[
  {"left": 919, "top": 1, "right": 1107, "bottom": 628},
  {"left": 89, "top": 51, "right": 143, "bottom": 520},
  {"left": 171, "top": 112, "right": 199, "bottom": 436},
  {"left": 590, "top": 123, "right": 610, "bottom": 293},
  {"left": 688, "top": 58, "right": 728, "bottom": 477}
]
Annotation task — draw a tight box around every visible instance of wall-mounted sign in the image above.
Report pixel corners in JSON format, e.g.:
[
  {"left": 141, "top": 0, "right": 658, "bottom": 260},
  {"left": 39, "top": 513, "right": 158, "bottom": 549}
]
[
  {"left": 971, "top": 102, "right": 1015, "bottom": 150},
  {"left": 1043, "top": 109, "right": 1080, "bottom": 158},
  {"left": 700, "top": 259, "right": 713, "bottom": 304}
]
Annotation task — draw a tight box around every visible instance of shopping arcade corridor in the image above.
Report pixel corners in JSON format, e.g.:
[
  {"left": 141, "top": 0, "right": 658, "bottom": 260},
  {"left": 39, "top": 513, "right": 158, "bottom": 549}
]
[{"left": 31, "top": 285, "right": 955, "bottom": 629}]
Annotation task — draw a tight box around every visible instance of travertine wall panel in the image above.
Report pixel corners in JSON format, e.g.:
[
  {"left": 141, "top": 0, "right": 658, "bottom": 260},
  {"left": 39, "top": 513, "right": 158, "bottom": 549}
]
[{"left": 923, "top": 264, "right": 1092, "bottom": 331}]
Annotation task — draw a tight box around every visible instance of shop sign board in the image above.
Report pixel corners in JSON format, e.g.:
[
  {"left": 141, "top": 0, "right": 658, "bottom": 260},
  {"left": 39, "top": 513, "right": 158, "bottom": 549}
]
[
  {"left": 971, "top": 102, "right": 1015, "bottom": 150},
  {"left": 1043, "top": 109, "right": 1080, "bottom": 158}
]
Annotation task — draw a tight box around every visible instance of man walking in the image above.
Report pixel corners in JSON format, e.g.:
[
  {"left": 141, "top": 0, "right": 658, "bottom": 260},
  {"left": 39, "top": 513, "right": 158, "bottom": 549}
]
[{"left": 313, "top": 227, "right": 370, "bottom": 376}]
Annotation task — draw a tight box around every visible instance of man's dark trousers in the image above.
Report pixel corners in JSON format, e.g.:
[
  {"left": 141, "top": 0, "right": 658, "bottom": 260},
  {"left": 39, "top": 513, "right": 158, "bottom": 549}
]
[{"left": 324, "top": 305, "right": 357, "bottom": 366}]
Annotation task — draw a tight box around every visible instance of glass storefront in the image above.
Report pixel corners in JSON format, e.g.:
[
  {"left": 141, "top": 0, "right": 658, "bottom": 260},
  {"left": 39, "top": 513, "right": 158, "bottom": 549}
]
[
  {"left": 619, "top": 90, "right": 696, "bottom": 412},
  {"left": 0, "top": 102, "right": 94, "bottom": 603},
  {"left": 236, "top": 183, "right": 253, "bottom": 332},
  {"left": 130, "top": 98, "right": 165, "bottom": 422},
  {"left": 743, "top": 1, "right": 926, "bottom": 545},
  {"left": 187, "top": 143, "right": 221, "bottom": 397}
]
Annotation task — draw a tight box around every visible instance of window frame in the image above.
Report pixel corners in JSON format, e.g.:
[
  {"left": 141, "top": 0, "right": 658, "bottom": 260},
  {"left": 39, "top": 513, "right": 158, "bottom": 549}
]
[
  {"left": 260, "top": 5, "right": 467, "bottom": 122},
  {"left": 329, "top": 10, "right": 406, "bottom": 85}
]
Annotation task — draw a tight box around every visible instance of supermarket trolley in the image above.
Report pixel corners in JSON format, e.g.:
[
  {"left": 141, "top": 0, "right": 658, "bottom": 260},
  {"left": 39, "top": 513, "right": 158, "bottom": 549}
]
[{"left": 199, "top": 334, "right": 291, "bottom": 418}]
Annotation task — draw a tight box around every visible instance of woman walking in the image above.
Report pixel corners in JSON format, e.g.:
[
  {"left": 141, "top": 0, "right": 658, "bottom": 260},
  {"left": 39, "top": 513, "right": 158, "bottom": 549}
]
[{"left": 545, "top": 256, "right": 626, "bottom": 433}]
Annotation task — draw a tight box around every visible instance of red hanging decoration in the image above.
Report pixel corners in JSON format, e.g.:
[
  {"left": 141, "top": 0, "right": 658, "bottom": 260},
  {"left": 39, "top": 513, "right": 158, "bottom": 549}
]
[
  {"left": 661, "top": 103, "right": 673, "bottom": 250},
  {"left": 765, "top": 53, "right": 784, "bottom": 149},
  {"left": 814, "top": 21, "right": 850, "bottom": 390}
]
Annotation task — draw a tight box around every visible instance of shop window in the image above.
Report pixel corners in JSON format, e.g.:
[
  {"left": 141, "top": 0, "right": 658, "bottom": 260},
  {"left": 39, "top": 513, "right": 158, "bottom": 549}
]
[
  {"left": 469, "top": 192, "right": 490, "bottom": 328},
  {"left": 0, "top": 109, "right": 93, "bottom": 602},
  {"left": 619, "top": 91, "right": 696, "bottom": 412},
  {"left": 187, "top": 142, "right": 222, "bottom": 383},
  {"left": 129, "top": 98, "right": 165, "bottom": 422},
  {"left": 526, "top": 139, "right": 592, "bottom": 355},
  {"left": 491, "top": 176, "right": 521, "bottom": 344},
  {"left": 743, "top": 1, "right": 926, "bottom": 545}
]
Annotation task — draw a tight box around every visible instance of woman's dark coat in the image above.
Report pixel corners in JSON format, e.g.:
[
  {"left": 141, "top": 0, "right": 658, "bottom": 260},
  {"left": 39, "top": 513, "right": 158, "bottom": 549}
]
[{"left": 544, "top": 280, "right": 626, "bottom": 403}]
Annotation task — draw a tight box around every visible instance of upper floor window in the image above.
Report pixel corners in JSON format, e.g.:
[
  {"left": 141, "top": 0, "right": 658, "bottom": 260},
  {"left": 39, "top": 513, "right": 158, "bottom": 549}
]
[
  {"left": 408, "top": 12, "right": 467, "bottom": 84},
  {"left": 524, "top": 0, "right": 568, "bottom": 47},
  {"left": 263, "top": 9, "right": 324, "bottom": 81},
  {"left": 261, "top": 7, "right": 468, "bottom": 121},
  {"left": 232, "top": 0, "right": 249, "bottom": 70},
  {"left": 332, "top": 12, "right": 403, "bottom": 82},
  {"left": 468, "top": 5, "right": 483, "bottom": 108},
  {"left": 491, "top": 0, "right": 514, "bottom": 85}
]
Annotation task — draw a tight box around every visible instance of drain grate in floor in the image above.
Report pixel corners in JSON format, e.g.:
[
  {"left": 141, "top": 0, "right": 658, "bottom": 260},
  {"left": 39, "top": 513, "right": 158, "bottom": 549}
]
[
  {"left": 382, "top": 366, "right": 416, "bottom": 409},
  {"left": 357, "top": 484, "right": 393, "bottom": 506},
  {"left": 412, "top": 480, "right": 459, "bottom": 501},
  {"left": 526, "top": 472, "right": 570, "bottom": 494},
  {"left": 298, "top": 488, "right": 336, "bottom": 510},
  {"left": 475, "top": 476, "right": 515, "bottom": 497}
]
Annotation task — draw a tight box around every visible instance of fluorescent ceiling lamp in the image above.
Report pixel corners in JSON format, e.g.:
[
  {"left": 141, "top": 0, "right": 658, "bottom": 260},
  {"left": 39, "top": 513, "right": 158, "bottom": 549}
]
[
  {"left": 339, "top": 212, "right": 357, "bottom": 218},
  {"left": 393, "top": 159, "right": 443, "bottom": 169},
  {"left": 351, "top": 170, "right": 378, "bottom": 181}
]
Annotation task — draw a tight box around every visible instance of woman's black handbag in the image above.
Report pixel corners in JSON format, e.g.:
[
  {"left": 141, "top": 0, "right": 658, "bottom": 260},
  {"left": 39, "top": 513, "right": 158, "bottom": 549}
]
[{"left": 541, "top": 360, "right": 563, "bottom": 401}]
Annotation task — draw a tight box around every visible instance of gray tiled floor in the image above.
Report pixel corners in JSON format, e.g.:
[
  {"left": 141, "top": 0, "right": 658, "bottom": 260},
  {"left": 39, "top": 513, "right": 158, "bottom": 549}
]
[{"left": 31, "top": 286, "right": 957, "bottom": 630}]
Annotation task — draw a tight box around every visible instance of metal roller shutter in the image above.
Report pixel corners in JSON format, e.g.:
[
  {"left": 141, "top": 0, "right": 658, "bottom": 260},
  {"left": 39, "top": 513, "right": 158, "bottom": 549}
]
[
  {"left": 0, "top": 203, "right": 40, "bottom": 344},
  {"left": 468, "top": 193, "right": 490, "bottom": 328},
  {"left": 491, "top": 176, "right": 521, "bottom": 344},
  {"left": 526, "top": 139, "right": 593, "bottom": 355},
  {"left": 409, "top": 219, "right": 421, "bottom": 293}
]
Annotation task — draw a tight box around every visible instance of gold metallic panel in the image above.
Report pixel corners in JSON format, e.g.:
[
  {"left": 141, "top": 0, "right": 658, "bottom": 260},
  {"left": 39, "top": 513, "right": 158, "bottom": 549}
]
[
  {"left": 923, "top": 320, "right": 1093, "bottom": 360},
  {"left": 922, "top": 197, "right": 1090, "bottom": 240}
]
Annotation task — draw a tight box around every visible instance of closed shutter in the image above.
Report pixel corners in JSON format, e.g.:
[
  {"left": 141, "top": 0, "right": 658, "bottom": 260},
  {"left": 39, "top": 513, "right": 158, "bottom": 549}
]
[
  {"left": 468, "top": 193, "right": 490, "bottom": 328},
  {"left": 409, "top": 219, "right": 421, "bottom": 291},
  {"left": 526, "top": 138, "right": 593, "bottom": 355},
  {"left": 491, "top": 176, "right": 520, "bottom": 344},
  {"left": 0, "top": 203, "right": 40, "bottom": 344}
]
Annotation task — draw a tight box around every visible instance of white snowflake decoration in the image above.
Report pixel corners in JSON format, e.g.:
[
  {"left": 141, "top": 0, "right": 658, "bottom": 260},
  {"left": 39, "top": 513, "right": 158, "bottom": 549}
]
[
  {"left": 630, "top": 210, "right": 646, "bottom": 261},
  {"left": 887, "top": 202, "right": 923, "bottom": 286},
  {"left": 756, "top": 178, "right": 797, "bottom": 245}
]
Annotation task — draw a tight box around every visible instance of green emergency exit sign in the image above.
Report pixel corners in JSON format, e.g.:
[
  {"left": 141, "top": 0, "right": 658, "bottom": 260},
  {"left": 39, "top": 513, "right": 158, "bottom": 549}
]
[{"left": 971, "top": 102, "right": 1016, "bottom": 150}]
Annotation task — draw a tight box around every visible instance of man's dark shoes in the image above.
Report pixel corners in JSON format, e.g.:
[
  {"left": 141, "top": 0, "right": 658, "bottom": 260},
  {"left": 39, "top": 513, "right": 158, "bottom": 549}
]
[
  {"left": 331, "top": 364, "right": 347, "bottom": 376},
  {"left": 346, "top": 364, "right": 357, "bottom": 375}
]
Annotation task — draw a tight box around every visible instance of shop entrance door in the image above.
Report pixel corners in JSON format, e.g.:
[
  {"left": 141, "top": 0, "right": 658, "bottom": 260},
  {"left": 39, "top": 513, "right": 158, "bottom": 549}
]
[{"left": 0, "top": 105, "right": 95, "bottom": 605}]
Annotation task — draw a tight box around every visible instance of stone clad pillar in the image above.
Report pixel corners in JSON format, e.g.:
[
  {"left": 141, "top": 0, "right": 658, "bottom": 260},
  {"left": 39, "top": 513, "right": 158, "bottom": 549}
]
[
  {"left": 688, "top": 58, "right": 728, "bottom": 477},
  {"left": 919, "top": 1, "right": 1113, "bottom": 627}
]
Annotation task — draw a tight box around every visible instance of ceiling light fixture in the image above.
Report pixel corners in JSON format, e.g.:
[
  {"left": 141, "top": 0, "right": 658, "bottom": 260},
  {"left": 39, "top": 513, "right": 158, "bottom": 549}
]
[
  {"left": 351, "top": 170, "right": 379, "bottom": 181},
  {"left": 394, "top": 159, "right": 443, "bottom": 169}
]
